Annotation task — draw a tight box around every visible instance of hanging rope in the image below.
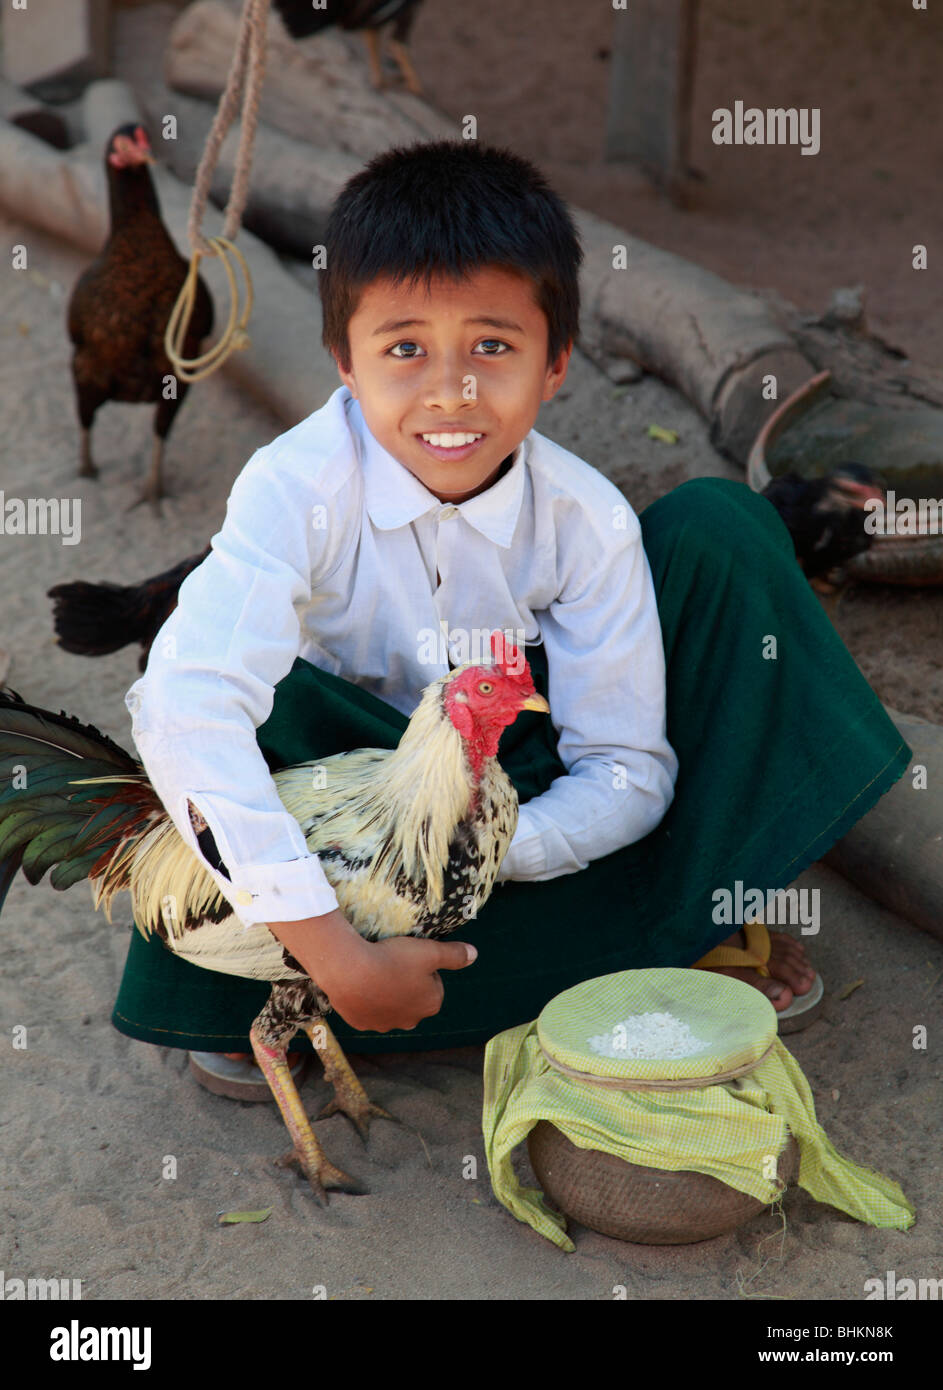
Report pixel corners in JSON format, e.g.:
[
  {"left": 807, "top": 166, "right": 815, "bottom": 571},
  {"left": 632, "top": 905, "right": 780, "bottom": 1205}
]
[{"left": 164, "top": 0, "right": 272, "bottom": 383}]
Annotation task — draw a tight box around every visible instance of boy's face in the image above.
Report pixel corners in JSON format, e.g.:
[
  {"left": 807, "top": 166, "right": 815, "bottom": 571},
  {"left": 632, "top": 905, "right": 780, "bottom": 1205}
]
[{"left": 336, "top": 265, "right": 571, "bottom": 503}]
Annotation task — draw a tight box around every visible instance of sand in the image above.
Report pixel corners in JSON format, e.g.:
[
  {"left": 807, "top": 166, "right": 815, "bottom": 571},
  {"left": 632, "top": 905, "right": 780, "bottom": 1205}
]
[{"left": 1, "top": 0, "right": 941, "bottom": 1303}]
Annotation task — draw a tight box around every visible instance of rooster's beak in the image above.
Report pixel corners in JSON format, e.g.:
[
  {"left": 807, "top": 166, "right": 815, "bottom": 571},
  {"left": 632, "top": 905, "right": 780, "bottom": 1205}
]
[{"left": 520, "top": 693, "right": 550, "bottom": 714}]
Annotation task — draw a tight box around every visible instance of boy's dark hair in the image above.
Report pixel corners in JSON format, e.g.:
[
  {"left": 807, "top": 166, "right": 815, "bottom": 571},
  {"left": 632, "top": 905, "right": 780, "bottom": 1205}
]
[{"left": 319, "top": 140, "right": 582, "bottom": 372}]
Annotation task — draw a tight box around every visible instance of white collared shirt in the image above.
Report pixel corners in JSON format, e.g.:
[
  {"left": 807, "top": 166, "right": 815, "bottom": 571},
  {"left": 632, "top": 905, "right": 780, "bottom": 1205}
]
[{"left": 125, "top": 385, "right": 677, "bottom": 927}]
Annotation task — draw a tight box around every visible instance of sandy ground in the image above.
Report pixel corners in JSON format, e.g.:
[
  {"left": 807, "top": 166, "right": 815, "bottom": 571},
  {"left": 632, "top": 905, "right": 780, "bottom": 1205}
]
[{"left": 1, "top": 1, "right": 942, "bottom": 1302}]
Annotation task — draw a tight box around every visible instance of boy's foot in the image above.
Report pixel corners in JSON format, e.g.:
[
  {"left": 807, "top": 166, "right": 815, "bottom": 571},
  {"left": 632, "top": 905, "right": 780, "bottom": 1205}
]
[
  {"left": 189, "top": 1050, "right": 308, "bottom": 1103},
  {"left": 693, "top": 920, "right": 824, "bottom": 1032},
  {"left": 704, "top": 928, "right": 816, "bottom": 1011}
]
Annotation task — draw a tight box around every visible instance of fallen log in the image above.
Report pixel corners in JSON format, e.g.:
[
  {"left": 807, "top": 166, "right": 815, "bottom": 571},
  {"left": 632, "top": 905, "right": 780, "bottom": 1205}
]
[
  {"left": 165, "top": 0, "right": 458, "bottom": 161},
  {"left": 573, "top": 207, "right": 817, "bottom": 465},
  {"left": 825, "top": 709, "right": 943, "bottom": 942},
  {"left": 136, "top": 85, "right": 360, "bottom": 260}
]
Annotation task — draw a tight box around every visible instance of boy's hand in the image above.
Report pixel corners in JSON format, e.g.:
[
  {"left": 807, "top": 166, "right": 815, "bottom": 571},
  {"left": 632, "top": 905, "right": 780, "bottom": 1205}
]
[{"left": 267, "top": 908, "right": 477, "bottom": 1033}]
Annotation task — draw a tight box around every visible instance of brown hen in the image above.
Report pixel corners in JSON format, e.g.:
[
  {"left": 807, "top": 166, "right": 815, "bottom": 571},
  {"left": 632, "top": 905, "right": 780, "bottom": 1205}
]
[{"left": 67, "top": 123, "right": 214, "bottom": 510}]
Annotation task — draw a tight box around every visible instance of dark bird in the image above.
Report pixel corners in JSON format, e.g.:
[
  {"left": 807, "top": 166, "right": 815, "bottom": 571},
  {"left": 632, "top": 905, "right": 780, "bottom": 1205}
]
[
  {"left": 66, "top": 124, "right": 214, "bottom": 510},
  {"left": 271, "top": 0, "right": 425, "bottom": 94},
  {"left": 48, "top": 547, "right": 211, "bottom": 671},
  {"left": 0, "top": 634, "right": 548, "bottom": 1201},
  {"left": 762, "top": 463, "right": 886, "bottom": 585}
]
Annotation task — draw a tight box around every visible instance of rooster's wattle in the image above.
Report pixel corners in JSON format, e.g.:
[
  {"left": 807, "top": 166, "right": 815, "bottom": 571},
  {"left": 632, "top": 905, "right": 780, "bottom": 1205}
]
[{"left": 0, "top": 633, "right": 548, "bottom": 1200}]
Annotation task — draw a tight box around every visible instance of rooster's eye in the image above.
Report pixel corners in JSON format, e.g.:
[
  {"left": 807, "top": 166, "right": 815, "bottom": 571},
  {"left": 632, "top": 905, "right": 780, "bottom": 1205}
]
[{"left": 477, "top": 681, "right": 494, "bottom": 695}]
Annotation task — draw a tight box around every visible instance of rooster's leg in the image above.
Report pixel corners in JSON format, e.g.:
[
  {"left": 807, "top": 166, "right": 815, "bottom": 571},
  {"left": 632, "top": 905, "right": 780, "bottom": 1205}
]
[
  {"left": 127, "top": 438, "right": 167, "bottom": 515},
  {"left": 361, "top": 28, "right": 386, "bottom": 90},
  {"left": 78, "top": 428, "right": 98, "bottom": 479},
  {"left": 388, "top": 39, "right": 422, "bottom": 95},
  {"left": 248, "top": 1023, "right": 366, "bottom": 1204},
  {"left": 307, "top": 1018, "right": 397, "bottom": 1144}
]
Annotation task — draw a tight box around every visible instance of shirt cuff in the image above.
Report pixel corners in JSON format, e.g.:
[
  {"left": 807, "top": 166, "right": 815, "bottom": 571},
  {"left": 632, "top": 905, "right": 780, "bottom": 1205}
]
[
  {"left": 215, "top": 854, "right": 340, "bottom": 926},
  {"left": 178, "top": 790, "right": 339, "bottom": 925}
]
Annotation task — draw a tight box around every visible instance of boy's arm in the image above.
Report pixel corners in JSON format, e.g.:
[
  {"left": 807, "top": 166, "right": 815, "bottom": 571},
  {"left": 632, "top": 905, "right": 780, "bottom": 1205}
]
[
  {"left": 497, "top": 501, "right": 677, "bottom": 881},
  {"left": 125, "top": 451, "right": 344, "bottom": 926}
]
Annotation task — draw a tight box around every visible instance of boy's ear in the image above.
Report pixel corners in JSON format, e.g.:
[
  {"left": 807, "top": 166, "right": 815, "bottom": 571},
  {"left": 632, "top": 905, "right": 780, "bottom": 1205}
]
[
  {"left": 335, "top": 356, "right": 358, "bottom": 397},
  {"left": 542, "top": 341, "right": 572, "bottom": 400}
]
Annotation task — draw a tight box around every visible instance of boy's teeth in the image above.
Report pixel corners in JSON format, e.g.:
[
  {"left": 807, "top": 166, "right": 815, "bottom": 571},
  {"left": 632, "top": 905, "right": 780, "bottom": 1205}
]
[{"left": 421, "top": 432, "right": 482, "bottom": 447}]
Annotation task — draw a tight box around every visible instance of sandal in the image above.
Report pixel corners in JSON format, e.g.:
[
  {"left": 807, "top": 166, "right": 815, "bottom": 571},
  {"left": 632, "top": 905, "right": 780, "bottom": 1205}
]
[
  {"left": 189, "top": 1050, "right": 311, "bottom": 1103},
  {"left": 693, "top": 918, "right": 825, "bottom": 1034}
]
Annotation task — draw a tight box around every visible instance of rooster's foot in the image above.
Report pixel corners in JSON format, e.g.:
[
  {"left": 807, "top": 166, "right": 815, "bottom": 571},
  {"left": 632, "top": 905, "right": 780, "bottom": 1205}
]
[
  {"left": 250, "top": 1023, "right": 365, "bottom": 1204},
  {"left": 275, "top": 1146, "right": 367, "bottom": 1205},
  {"left": 306, "top": 1018, "right": 399, "bottom": 1144},
  {"left": 126, "top": 439, "right": 167, "bottom": 515},
  {"left": 126, "top": 478, "right": 169, "bottom": 517},
  {"left": 317, "top": 1093, "right": 398, "bottom": 1146}
]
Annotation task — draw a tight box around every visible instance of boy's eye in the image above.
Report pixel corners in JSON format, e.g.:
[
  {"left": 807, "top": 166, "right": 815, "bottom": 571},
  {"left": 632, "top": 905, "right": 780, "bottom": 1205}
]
[
  {"left": 388, "top": 341, "right": 423, "bottom": 358},
  {"left": 476, "top": 340, "right": 509, "bottom": 355},
  {"left": 386, "top": 339, "right": 511, "bottom": 358}
]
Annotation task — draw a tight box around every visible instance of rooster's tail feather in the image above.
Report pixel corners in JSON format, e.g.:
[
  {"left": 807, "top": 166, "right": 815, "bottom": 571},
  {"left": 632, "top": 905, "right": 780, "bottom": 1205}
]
[{"left": 0, "top": 688, "right": 161, "bottom": 918}]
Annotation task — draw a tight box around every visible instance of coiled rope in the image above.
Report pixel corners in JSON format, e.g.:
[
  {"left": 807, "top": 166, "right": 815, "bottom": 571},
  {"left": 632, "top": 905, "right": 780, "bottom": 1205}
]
[{"left": 164, "top": 0, "right": 272, "bottom": 382}]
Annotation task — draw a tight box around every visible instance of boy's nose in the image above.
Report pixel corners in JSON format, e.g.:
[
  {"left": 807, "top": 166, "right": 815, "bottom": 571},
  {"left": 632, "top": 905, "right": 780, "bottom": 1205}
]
[{"left": 424, "top": 363, "right": 475, "bottom": 412}]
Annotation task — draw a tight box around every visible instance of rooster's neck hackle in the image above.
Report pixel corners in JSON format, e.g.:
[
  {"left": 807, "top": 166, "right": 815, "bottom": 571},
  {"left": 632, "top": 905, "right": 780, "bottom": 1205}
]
[
  {"left": 363, "top": 680, "right": 485, "bottom": 902},
  {"left": 107, "top": 163, "right": 161, "bottom": 234}
]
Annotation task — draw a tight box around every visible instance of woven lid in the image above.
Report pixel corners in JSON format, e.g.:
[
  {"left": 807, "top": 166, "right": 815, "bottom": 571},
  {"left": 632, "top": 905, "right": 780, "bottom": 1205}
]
[{"left": 536, "top": 968, "right": 777, "bottom": 1087}]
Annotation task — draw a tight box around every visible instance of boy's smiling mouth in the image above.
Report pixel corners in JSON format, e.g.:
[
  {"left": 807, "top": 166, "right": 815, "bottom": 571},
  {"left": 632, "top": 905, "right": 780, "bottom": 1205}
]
[{"left": 416, "top": 431, "right": 486, "bottom": 462}]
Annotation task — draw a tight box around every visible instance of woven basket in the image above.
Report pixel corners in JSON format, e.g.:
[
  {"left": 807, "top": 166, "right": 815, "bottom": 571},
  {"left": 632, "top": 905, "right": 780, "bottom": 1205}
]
[{"left": 527, "top": 1122, "right": 800, "bottom": 1245}]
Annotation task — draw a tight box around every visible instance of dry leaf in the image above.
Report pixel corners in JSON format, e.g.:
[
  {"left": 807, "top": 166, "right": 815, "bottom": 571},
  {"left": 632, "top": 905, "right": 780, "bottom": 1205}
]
[
  {"left": 215, "top": 1206, "right": 271, "bottom": 1228},
  {"left": 647, "top": 424, "right": 679, "bottom": 444},
  {"left": 838, "top": 978, "right": 864, "bottom": 1001}
]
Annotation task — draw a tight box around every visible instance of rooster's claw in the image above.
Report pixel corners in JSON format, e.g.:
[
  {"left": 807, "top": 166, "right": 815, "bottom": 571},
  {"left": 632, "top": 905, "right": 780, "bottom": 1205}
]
[
  {"left": 276, "top": 1147, "right": 368, "bottom": 1203},
  {"left": 317, "top": 1096, "right": 399, "bottom": 1145}
]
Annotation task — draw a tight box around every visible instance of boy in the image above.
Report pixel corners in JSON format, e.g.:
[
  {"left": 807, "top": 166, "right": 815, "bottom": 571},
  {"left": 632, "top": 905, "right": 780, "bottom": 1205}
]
[{"left": 116, "top": 140, "right": 901, "bottom": 1072}]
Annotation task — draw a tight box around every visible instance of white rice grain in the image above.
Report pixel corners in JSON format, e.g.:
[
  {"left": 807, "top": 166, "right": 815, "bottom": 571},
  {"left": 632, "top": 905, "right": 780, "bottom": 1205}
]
[{"left": 587, "top": 1011, "right": 709, "bottom": 1060}]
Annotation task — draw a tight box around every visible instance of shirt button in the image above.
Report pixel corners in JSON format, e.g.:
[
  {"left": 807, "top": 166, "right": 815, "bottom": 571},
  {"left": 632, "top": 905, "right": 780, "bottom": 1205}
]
[
  {"left": 234, "top": 889, "right": 253, "bottom": 907},
  {"left": 439, "top": 505, "right": 459, "bottom": 520}
]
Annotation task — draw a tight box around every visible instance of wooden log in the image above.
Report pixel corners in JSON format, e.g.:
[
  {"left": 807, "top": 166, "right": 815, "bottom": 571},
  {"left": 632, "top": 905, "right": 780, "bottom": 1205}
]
[
  {"left": 0, "top": 75, "right": 71, "bottom": 148},
  {"left": 574, "top": 206, "right": 816, "bottom": 464},
  {"left": 135, "top": 86, "right": 360, "bottom": 260},
  {"left": 165, "top": 0, "right": 458, "bottom": 162},
  {"left": 825, "top": 709, "right": 943, "bottom": 942}
]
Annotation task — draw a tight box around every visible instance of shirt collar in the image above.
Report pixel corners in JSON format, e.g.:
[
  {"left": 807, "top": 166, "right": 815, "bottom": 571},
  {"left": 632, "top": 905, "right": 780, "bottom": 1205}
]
[{"left": 344, "top": 388, "right": 527, "bottom": 548}]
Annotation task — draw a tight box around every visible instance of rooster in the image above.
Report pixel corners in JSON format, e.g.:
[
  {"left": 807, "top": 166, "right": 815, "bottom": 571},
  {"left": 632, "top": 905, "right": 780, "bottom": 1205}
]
[
  {"left": 67, "top": 124, "right": 214, "bottom": 511},
  {"left": 762, "top": 463, "right": 886, "bottom": 587},
  {"left": 48, "top": 547, "right": 211, "bottom": 672},
  {"left": 0, "top": 633, "right": 548, "bottom": 1202},
  {"left": 271, "top": 0, "right": 425, "bottom": 95}
]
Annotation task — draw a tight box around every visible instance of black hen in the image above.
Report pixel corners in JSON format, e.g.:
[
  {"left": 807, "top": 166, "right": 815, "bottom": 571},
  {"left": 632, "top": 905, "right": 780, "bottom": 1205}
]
[
  {"left": 67, "top": 124, "right": 214, "bottom": 510},
  {"left": 762, "top": 463, "right": 885, "bottom": 583},
  {"left": 271, "top": 0, "right": 424, "bottom": 93},
  {"left": 48, "top": 547, "right": 211, "bottom": 672}
]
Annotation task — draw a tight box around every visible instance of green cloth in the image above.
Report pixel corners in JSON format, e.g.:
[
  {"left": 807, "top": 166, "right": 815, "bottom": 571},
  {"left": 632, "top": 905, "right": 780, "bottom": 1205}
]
[
  {"left": 112, "top": 478, "right": 911, "bottom": 1052},
  {"left": 481, "top": 968, "right": 915, "bottom": 1251}
]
